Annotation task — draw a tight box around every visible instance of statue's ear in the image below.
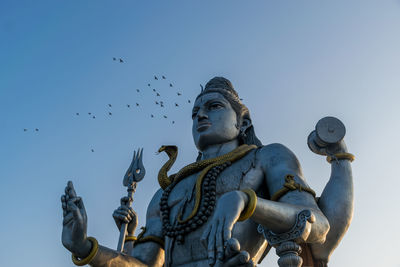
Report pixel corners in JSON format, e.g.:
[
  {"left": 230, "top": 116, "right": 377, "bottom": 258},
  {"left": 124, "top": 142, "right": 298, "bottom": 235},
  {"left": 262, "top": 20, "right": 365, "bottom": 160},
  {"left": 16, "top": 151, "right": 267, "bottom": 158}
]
[{"left": 240, "top": 118, "right": 252, "bottom": 133}]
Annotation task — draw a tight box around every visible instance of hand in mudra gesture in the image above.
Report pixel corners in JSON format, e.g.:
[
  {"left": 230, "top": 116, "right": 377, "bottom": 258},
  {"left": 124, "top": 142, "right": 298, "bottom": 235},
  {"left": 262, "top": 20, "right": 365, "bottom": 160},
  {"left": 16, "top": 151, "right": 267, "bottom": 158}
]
[{"left": 61, "top": 181, "right": 92, "bottom": 258}]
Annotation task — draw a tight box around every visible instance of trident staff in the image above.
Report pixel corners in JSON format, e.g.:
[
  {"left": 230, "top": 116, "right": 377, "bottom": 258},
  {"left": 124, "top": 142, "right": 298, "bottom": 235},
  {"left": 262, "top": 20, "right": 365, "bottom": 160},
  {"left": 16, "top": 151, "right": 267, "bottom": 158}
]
[{"left": 117, "top": 148, "right": 146, "bottom": 252}]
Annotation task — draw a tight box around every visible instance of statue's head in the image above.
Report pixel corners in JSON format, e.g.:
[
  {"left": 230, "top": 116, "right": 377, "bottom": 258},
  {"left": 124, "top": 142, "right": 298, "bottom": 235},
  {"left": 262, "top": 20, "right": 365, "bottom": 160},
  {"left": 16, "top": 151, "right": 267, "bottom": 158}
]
[{"left": 192, "top": 77, "right": 262, "bottom": 152}]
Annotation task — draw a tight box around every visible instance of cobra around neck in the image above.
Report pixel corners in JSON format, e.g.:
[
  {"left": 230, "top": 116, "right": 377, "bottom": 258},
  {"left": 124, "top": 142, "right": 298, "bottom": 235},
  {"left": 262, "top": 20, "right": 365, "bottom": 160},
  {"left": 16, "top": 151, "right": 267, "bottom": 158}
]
[{"left": 200, "top": 139, "right": 239, "bottom": 160}]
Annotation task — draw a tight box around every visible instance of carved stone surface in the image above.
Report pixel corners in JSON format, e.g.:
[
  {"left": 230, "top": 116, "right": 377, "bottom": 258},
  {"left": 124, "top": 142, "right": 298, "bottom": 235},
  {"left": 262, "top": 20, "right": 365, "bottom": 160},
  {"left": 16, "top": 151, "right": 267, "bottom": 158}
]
[{"left": 258, "top": 210, "right": 312, "bottom": 246}]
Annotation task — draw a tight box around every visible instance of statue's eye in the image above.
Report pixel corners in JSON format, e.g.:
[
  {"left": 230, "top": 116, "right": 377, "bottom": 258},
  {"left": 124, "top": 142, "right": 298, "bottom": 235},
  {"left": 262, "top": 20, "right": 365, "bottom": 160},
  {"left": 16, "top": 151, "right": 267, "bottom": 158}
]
[
  {"left": 191, "top": 111, "right": 197, "bottom": 119},
  {"left": 209, "top": 103, "right": 223, "bottom": 110}
]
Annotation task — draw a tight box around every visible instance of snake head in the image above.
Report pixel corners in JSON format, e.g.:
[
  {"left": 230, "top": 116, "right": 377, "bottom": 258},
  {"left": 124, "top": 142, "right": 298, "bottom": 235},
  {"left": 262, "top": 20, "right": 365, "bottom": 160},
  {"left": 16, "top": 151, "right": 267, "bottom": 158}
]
[
  {"left": 123, "top": 148, "right": 146, "bottom": 186},
  {"left": 157, "top": 145, "right": 178, "bottom": 158}
]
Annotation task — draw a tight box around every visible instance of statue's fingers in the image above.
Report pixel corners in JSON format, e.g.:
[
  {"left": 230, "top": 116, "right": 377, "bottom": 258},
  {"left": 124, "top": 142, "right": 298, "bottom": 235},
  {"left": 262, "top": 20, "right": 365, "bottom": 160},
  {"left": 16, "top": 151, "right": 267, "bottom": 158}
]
[
  {"left": 201, "top": 224, "right": 212, "bottom": 249},
  {"left": 207, "top": 222, "right": 218, "bottom": 266},
  {"left": 67, "top": 181, "right": 78, "bottom": 198},
  {"left": 63, "top": 212, "right": 74, "bottom": 225},
  {"left": 225, "top": 238, "right": 240, "bottom": 259},
  {"left": 216, "top": 218, "right": 224, "bottom": 260},
  {"left": 67, "top": 197, "right": 83, "bottom": 222},
  {"left": 223, "top": 219, "right": 233, "bottom": 247},
  {"left": 120, "top": 196, "right": 131, "bottom": 206},
  {"left": 115, "top": 210, "right": 132, "bottom": 221},
  {"left": 223, "top": 251, "right": 250, "bottom": 267}
]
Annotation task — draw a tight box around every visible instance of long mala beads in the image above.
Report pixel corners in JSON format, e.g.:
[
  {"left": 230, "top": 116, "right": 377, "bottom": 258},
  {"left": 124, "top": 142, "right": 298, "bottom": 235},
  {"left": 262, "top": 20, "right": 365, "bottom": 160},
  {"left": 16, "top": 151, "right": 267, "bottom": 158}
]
[{"left": 160, "top": 161, "right": 232, "bottom": 244}]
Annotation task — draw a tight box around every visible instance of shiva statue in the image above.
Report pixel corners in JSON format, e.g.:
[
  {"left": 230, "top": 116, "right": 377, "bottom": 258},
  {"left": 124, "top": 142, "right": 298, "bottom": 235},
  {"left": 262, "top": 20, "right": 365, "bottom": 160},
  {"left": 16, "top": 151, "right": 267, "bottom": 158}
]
[{"left": 61, "top": 77, "right": 354, "bottom": 266}]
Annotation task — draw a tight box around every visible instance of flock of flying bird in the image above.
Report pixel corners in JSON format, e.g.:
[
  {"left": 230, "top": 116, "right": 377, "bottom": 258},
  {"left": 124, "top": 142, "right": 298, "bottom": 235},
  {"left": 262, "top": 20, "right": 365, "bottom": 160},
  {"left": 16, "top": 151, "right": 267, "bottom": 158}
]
[{"left": 23, "top": 57, "right": 195, "bottom": 153}]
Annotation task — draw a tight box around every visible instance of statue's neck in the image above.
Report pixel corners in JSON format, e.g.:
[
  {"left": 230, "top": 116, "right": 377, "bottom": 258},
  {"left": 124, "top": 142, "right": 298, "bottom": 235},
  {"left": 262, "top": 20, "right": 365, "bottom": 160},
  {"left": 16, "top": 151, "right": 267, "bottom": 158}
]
[{"left": 200, "top": 139, "right": 239, "bottom": 160}]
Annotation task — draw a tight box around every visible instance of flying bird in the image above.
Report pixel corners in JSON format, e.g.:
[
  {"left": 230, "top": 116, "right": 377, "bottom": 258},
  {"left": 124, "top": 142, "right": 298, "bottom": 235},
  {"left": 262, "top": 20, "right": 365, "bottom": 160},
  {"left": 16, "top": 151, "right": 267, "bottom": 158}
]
[
  {"left": 113, "top": 57, "right": 116, "bottom": 61},
  {"left": 127, "top": 104, "right": 130, "bottom": 108},
  {"left": 88, "top": 112, "right": 92, "bottom": 115},
  {"left": 177, "top": 92, "right": 181, "bottom": 96},
  {"left": 160, "top": 104, "right": 164, "bottom": 108},
  {"left": 119, "top": 58, "right": 124, "bottom": 63},
  {"left": 172, "top": 121, "right": 175, "bottom": 124},
  {"left": 154, "top": 76, "right": 158, "bottom": 80},
  {"left": 156, "top": 93, "right": 160, "bottom": 96},
  {"left": 163, "top": 115, "right": 167, "bottom": 118},
  {"left": 108, "top": 112, "right": 112, "bottom": 116},
  {"left": 92, "top": 116, "right": 96, "bottom": 119},
  {"left": 23, "top": 129, "right": 27, "bottom": 132},
  {"left": 35, "top": 128, "right": 39, "bottom": 131},
  {"left": 153, "top": 89, "right": 156, "bottom": 92},
  {"left": 188, "top": 100, "right": 191, "bottom": 103},
  {"left": 155, "top": 101, "right": 159, "bottom": 105},
  {"left": 162, "top": 75, "right": 166, "bottom": 79},
  {"left": 136, "top": 103, "right": 139, "bottom": 106},
  {"left": 148, "top": 84, "right": 151, "bottom": 87},
  {"left": 175, "top": 103, "right": 179, "bottom": 107},
  {"left": 108, "top": 104, "right": 112, "bottom": 107},
  {"left": 76, "top": 113, "right": 80, "bottom": 116},
  {"left": 91, "top": 149, "right": 94, "bottom": 152},
  {"left": 169, "top": 83, "right": 173, "bottom": 87},
  {"left": 136, "top": 89, "right": 140, "bottom": 92},
  {"left": 151, "top": 114, "right": 154, "bottom": 118}
]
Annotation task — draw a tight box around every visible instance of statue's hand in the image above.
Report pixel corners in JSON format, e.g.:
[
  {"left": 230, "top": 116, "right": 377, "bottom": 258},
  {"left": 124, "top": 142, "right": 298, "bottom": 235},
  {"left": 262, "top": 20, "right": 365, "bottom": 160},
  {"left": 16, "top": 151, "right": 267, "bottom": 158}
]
[
  {"left": 61, "top": 181, "right": 92, "bottom": 258},
  {"left": 113, "top": 196, "right": 138, "bottom": 235},
  {"left": 201, "top": 191, "right": 247, "bottom": 266},
  {"left": 215, "top": 238, "right": 255, "bottom": 267},
  {"left": 308, "top": 130, "right": 348, "bottom": 156}
]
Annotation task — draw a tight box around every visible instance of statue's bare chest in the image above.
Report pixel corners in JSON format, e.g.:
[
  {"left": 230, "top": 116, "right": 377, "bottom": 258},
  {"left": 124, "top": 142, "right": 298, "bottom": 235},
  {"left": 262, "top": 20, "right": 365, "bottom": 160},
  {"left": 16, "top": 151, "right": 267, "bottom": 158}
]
[{"left": 167, "top": 150, "right": 263, "bottom": 213}]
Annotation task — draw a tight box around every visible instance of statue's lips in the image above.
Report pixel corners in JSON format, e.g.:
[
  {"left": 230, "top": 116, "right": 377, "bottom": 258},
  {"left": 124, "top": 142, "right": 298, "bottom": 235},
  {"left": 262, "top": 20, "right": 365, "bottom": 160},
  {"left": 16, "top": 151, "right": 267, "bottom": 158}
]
[{"left": 197, "top": 122, "right": 212, "bottom": 132}]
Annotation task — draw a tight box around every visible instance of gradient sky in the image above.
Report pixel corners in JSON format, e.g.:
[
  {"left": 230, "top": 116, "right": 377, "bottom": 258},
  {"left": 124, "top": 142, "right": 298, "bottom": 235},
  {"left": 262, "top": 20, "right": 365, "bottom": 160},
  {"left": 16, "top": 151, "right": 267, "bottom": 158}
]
[{"left": 1, "top": 1, "right": 400, "bottom": 266}]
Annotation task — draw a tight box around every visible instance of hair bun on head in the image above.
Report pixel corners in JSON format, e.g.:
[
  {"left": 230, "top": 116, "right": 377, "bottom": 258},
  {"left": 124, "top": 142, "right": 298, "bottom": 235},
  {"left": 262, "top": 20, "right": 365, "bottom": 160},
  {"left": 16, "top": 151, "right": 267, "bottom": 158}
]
[{"left": 204, "top": 77, "right": 239, "bottom": 98}]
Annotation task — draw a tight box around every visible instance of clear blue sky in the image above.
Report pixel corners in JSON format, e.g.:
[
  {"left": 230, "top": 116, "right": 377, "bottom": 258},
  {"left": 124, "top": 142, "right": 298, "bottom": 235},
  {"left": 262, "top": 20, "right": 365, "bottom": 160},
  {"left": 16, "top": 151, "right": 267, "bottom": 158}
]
[{"left": 1, "top": 1, "right": 400, "bottom": 266}]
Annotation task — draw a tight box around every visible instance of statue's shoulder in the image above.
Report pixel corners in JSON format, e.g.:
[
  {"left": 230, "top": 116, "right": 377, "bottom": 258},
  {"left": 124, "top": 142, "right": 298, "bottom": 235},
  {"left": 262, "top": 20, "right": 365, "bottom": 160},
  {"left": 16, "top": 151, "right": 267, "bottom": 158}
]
[
  {"left": 146, "top": 188, "right": 163, "bottom": 218},
  {"left": 255, "top": 143, "right": 300, "bottom": 168}
]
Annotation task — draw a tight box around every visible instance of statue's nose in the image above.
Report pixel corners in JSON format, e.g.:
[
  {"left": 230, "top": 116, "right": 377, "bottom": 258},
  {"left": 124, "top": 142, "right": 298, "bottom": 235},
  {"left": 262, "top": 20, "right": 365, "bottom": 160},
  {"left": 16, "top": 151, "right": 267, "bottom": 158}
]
[{"left": 196, "top": 109, "right": 208, "bottom": 121}]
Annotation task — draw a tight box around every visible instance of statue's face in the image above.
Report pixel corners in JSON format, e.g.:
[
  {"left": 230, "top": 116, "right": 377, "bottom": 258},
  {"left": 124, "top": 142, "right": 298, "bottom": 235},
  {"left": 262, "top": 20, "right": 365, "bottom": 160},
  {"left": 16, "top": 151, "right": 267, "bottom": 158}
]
[{"left": 192, "top": 92, "right": 239, "bottom": 151}]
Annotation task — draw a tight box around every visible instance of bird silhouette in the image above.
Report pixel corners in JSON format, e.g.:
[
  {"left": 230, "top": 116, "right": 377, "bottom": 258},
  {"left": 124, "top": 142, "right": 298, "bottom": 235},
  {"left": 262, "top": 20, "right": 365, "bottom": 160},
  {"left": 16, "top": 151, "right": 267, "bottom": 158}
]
[
  {"left": 23, "top": 129, "right": 27, "bottom": 132},
  {"left": 88, "top": 112, "right": 91, "bottom": 115},
  {"left": 92, "top": 116, "right": 96, "bottom": 119},
  {"left": 163, "top": 115, "right": 167, "bottom": 118},
  {"left": 35, "top": 128, "right": 39, "bottom": 131},
  {"left": 156, "top": 93, "right": 160, "bottom": 96},
  {"left": 188, "top": 100, "right": 191, "bottom": 103},
  {"left": 160, "top": 104, "right": 164, "bottom": 108},
  {"left": 108, "top": 104, "right": 112, "bottom": 107},
  {"left": 172, "top": 121, "right": 175, "bottom": 124},
  {"left": 154, "top": 76, "right": 158, "bottom": 80},
  {"left": 169, "top": 83, "right": 173, "bottom": 87},
  {"left": 127, "top": 104, "right": 130, "bottom": 108},
  {"left": 160, "top": 101, "right": 164, "bottom": 104},
  {"left": 136, "top": 103, "right": 139, "bottom": 106},
  {"left": 136, "top": 89, "right": 140, "bottom": 92},
  {"left": 151, "top": 114, "right": 154, "bottom": 118},
  {"left": 148, "top": 84, "right": 151, "bottom": 87},
  {"left": 162, "top": 75, "right": 166, "bottom": 79},
  {"left": 155, "top": 101, "right": 159, "bottom": 105},
  {"left": 91, "top": 149, "right": 94, "bottom": 152},
  {"left": 175, "top": 103, "right": 179, "bottom": 107},
  {"left": 153, "top": 89, "right": 156, "bottom": 92},
  {"left": 108, "top": 112, "right": 112, "bottom": 116},
  {"left": 76, "top": 113, "right": 80, "bottom": 116},
  {"left": 119, "top": 58, "right": 124, "bottom": 63},
  {"left": 240, "top": 98, "right": 243, "bottom": 101},
  {"left": 177, "top": 92, "right": 181, "bottom": 96}
]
